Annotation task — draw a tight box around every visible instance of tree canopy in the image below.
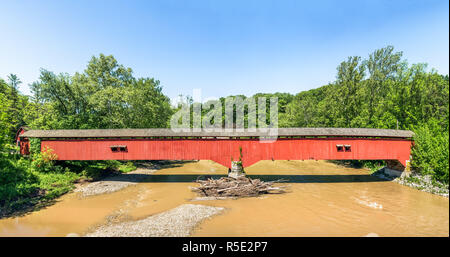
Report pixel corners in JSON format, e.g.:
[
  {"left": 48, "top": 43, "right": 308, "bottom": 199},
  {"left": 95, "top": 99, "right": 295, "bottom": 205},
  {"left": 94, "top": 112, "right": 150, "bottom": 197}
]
[{"left": 26, "top": 54, "right": 173, "bottom": 130}]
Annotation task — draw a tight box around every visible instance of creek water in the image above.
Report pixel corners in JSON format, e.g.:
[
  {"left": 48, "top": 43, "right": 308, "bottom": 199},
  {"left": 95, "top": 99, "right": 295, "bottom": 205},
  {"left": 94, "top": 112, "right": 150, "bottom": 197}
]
[{"left": 0, "top": 160, "right": 448, "bottom": 237}]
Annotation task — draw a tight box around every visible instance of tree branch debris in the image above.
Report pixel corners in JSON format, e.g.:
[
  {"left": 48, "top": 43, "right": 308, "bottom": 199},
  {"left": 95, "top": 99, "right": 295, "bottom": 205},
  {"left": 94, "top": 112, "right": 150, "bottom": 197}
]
[{"left": 192, "top": 176, "right": 288, "bottom": 197}]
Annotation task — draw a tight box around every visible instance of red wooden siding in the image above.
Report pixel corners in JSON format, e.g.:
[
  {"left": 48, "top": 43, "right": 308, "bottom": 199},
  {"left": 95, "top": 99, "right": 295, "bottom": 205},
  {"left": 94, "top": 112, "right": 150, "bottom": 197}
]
[
  {"left": 41, "top": 138, "right": 412, "bottom": 168},
  {"left": 16, "top": 128, "right": 30, "bottom": 155}
]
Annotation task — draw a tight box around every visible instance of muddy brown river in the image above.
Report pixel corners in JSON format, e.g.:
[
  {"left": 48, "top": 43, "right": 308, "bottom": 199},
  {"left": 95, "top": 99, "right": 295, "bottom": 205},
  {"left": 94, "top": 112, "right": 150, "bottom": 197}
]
[{"left": 0, "top": 160, "right": 448, "bottom": 237}]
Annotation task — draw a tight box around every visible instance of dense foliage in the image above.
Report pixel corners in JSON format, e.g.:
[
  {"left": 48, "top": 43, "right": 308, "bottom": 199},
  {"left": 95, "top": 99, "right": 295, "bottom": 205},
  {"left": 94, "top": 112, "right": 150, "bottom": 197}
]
[
  {"left": 283, "top": 47, "right": 448, "bottom": 131},
  {"left": 411, "top": 121, "right": 449, "bottom": 182},
  {"left": 26, "top": 54, "right": 173, "bottom": 130},
  {"left": 280, "top": 46, "right": 448, "bottom": 183},
  {"left": 0, "top": 54, "right": 172, "bottom": 215},
  {"left": 0, "top": 47, "right": 448, "bottom": 215}
]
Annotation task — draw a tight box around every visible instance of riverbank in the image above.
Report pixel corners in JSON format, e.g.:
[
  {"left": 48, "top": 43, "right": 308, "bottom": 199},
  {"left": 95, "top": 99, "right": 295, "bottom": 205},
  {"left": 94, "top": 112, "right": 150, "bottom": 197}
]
[
  {"left": 74, "top": 163, "right": 157, "bottom": 197},
  {"left": 0, "top": 159, "right": 139, "bottom": 218},
  {"left": 371, "top": 168, "right": 449, "bottom": 198}
]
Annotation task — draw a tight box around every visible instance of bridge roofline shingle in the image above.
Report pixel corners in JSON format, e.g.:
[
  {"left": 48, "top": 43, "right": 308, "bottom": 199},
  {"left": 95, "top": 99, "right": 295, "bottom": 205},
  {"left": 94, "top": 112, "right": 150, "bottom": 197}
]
[{"left": 19, "top": 128, "right": 414, "bottom": 139}]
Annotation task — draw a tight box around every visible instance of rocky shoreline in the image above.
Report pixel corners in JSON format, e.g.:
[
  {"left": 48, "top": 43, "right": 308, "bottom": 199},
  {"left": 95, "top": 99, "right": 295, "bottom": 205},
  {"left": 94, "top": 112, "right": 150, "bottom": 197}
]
[
  {"left": 74, "top": 168, "right": 156, "bottom": 197},
  {"left": 372, "top": 167, "right": 449, "bottom": 198},
  {"left": 84, "top": 204, "right": 224, "bottom": 237}
]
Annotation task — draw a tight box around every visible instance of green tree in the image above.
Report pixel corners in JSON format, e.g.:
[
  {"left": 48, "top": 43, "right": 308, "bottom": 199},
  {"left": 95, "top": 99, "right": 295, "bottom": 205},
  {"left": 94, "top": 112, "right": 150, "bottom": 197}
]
[
  {"left": 363, "top": 46, "right": 403, "bottom": 125},
  {"left": 27, "top": 54, "right": 173, "bottom": 130},
  {"left": 333, "top": 56, "right": 366, "bottom": 127}
]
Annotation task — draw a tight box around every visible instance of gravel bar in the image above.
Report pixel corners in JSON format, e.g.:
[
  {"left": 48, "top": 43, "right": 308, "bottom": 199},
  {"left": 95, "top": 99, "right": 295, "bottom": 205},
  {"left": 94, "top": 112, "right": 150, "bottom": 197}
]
[
  {"left": 84, "top": 204, "right": 224, "bottom": 237},
  {"left": 74, "top": 167, "right": 156, "bottom": 197}
]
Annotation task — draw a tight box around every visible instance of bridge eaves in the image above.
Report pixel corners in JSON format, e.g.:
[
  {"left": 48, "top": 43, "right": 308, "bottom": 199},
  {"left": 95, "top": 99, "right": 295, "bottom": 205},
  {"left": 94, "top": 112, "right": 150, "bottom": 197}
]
[{"left": 19, "top": 128, "right": 414, "bottom": 139}]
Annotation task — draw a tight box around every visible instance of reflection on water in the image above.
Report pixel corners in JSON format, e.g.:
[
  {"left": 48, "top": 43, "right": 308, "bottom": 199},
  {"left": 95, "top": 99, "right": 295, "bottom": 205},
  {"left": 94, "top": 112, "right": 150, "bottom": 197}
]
[{"left": 0, "top": 160, "right": 448, "bottom": 237}]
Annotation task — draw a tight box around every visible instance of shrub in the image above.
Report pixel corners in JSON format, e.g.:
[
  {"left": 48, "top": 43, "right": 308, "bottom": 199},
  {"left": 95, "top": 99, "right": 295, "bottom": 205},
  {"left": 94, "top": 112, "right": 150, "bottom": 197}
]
[
  {"left": 31, "top": 146, "right": 61, "bottom": 173},
  {"left": 0, "top": 155, "right": 39, "bottom": 209},
  {"left": 118, "top": 161, "right": 137, "bottom": 173},
  {"left": 411, "top": 120, "right": 449, "bottom": 184},
  {"left": 36, "top": 171, "right": 80, "bottom": 200},
  {"left": 0, "top": 153, "right": 81, "bottom": 215},
  {"left": 73, "top": 160, "right": 121, "bottom": 180},
  {"left": 29, "top": 138, "right": 41, "bottom": 154}
]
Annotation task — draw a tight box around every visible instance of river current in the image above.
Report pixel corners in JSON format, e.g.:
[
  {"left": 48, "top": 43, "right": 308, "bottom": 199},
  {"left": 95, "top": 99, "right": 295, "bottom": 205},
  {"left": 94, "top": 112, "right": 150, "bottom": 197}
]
[{"left": 0, "top": 160, "right": 448, "bottom": 236}]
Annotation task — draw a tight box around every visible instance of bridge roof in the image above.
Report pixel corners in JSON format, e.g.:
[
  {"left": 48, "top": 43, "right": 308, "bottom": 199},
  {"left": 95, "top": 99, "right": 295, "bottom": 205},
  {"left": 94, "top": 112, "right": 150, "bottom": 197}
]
[{"left": 20, "top": 128, "right": 414, "bottom": 139}]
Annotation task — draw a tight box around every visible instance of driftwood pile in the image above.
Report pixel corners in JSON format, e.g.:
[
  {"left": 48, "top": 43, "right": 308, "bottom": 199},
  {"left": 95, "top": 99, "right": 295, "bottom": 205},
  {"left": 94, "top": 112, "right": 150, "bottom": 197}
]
[{"left": 192, "top": 176, "right": 288, "bottom": 198}]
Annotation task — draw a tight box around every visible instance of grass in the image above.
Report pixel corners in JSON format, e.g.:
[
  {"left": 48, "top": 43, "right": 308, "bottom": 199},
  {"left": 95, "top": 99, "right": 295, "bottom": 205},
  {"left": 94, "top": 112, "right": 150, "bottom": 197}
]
[
  {"left": 0, "top": 155, "right": 137, "bottom": 218},
  {"left": 35, "top": 171, "right": 80, "bottom": 199},
  {"left": 118, "top": 161, "right": 137, "bottom": 173}
]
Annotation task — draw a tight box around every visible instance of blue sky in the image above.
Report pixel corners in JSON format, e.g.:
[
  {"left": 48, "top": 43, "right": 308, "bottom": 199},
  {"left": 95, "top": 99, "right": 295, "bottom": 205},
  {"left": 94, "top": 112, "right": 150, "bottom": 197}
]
[{"left": 1, "top": 0, "right": 448, "bottom": 102}]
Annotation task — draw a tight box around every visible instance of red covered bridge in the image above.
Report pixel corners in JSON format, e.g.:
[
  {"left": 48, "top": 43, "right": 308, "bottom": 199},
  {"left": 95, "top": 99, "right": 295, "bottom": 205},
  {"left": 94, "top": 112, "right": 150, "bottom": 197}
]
[{"left": 17, "top": 127, "right": 414, "bottom": 171}]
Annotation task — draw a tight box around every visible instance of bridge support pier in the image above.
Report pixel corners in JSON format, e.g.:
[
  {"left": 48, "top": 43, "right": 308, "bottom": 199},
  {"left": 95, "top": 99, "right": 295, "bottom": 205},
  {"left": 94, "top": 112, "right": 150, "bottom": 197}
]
[
  {"left": 384, "top": 160, "right": 410, "bottom": 178},
  {"left": 228, "top": 161, "right": 245, "bottom": 179}
]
